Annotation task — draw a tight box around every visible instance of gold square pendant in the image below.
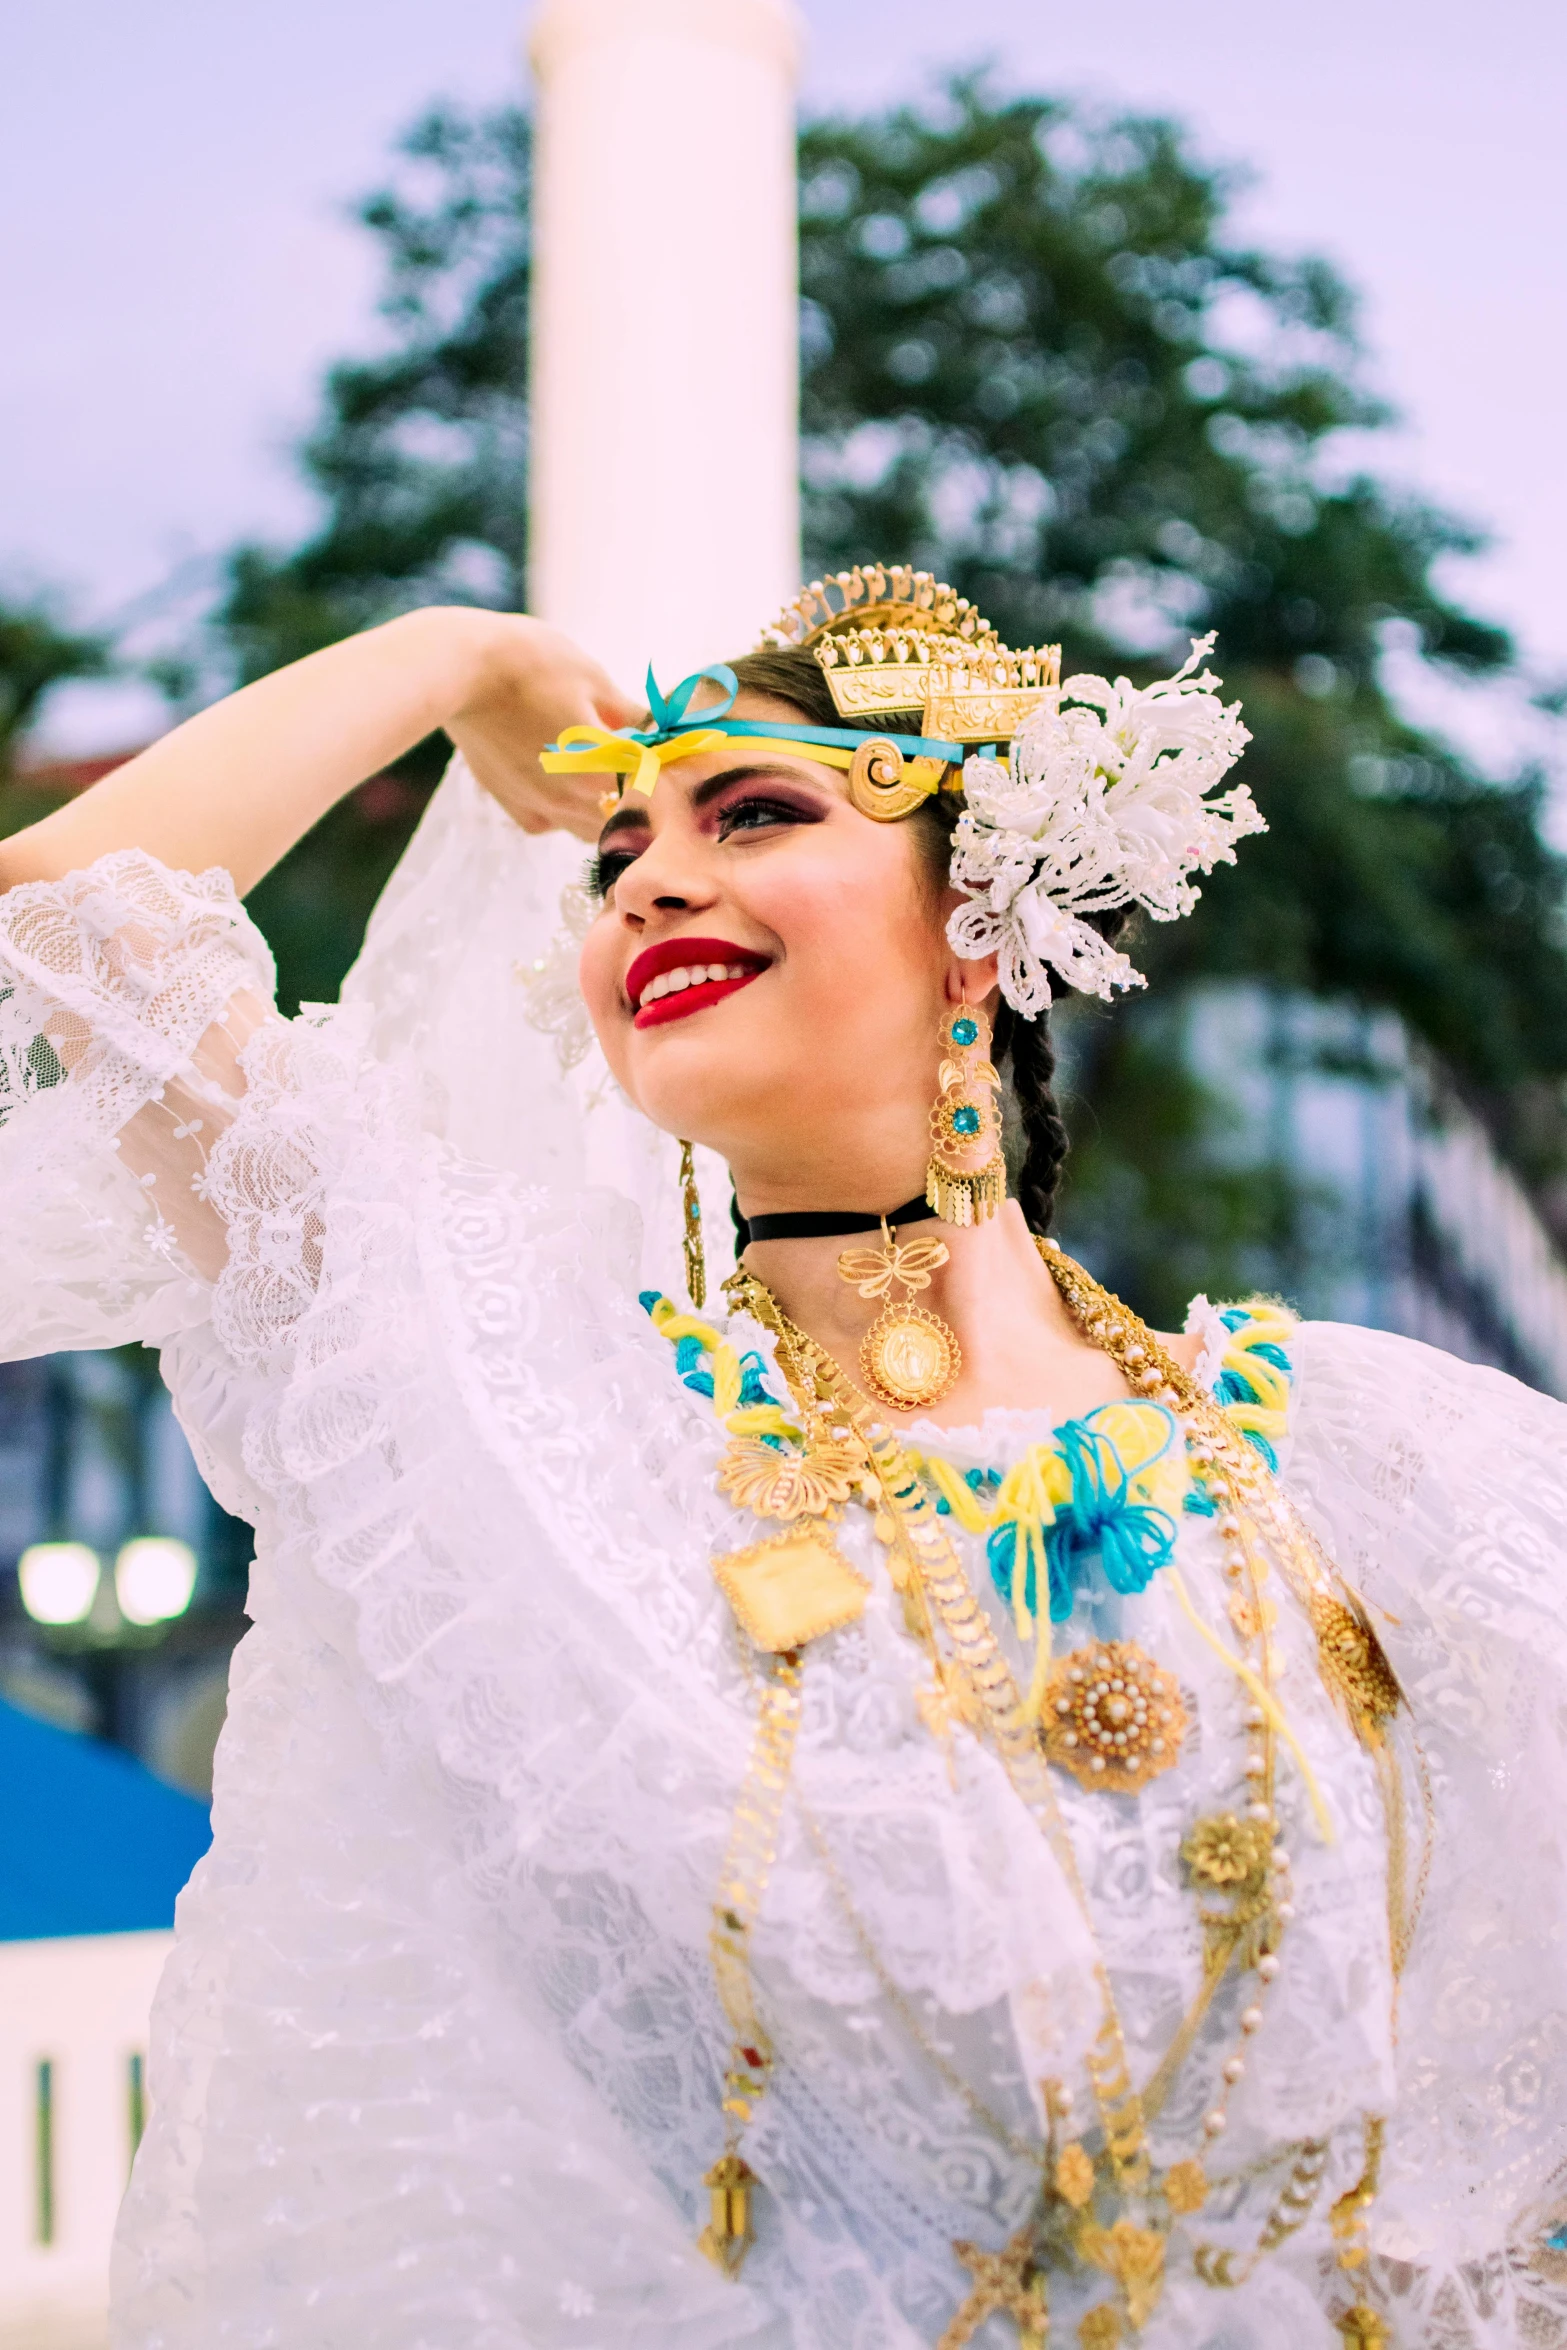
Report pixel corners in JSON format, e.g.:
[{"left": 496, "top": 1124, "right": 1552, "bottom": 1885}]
[{"left": 713, "top": 1529, "right": 869, "bottom": 1652}]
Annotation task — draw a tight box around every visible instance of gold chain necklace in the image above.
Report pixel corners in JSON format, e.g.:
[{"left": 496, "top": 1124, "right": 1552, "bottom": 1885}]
[
  {"left": 706, "top": 1243, "right": 1402, "bottom": 2345},
  {"left": 722, "top": 1259, "right": 1296, "bottom": 2321},
  {"left": 1036, "top": 1240, "right": 1431, "bottom": 1986}
]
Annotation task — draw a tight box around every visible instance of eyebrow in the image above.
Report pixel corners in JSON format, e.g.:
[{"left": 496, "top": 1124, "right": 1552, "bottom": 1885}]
[{"left": 595, "top": 760, "right": 831, "bottom": 845}]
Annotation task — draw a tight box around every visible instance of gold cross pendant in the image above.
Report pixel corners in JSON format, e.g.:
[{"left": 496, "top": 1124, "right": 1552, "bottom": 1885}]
[{"left": 937, "top": 2230, "right": 1048, "bottom": 2350}]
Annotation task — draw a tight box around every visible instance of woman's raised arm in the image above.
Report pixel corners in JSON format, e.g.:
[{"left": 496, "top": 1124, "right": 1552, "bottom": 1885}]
[{"left": 0, "top": 607, "right": 635, "bottom": 895}]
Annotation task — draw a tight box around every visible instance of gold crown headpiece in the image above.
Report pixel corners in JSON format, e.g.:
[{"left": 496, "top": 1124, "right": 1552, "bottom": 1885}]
[
  {"left": 540, "top": 561, "right": 1061, "bottom": 823},
  {"left": 760, "top": 564, "right": 1061, "bottom": 751}
]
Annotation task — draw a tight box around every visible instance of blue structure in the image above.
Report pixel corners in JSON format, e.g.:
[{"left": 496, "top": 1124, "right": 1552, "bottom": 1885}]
[{"left": 0, "top": 1699, "right": 210, "bottom": 1941}]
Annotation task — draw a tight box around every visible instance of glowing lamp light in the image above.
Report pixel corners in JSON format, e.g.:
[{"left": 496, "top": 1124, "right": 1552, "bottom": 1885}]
[
  {"left": 18, "top": 1542, "right": 101, "bottom": 1626},
  {"left": 114, "top": 1538, "right": 198, "bottom": 1627}
]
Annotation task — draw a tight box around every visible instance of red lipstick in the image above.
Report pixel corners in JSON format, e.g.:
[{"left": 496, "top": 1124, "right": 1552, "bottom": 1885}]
[{"left": 625, "top": 935, "right": 771, "bottom": 1029}]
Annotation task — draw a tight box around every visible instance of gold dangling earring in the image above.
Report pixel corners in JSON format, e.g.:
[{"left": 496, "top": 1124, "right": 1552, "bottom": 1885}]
[
  {"left": 678, "top": 1140, "right": 707, "bottom": 1309},
  {"left": 837, "top": 1218, "right": 961, "bottom": 1412},
  {"left": 926, "top": 998, "right": 1006, "bottom": 1226}
]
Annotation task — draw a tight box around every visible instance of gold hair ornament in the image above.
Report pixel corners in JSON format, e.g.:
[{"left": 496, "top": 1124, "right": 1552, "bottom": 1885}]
[
  {"left": 539, "top": 566, "right": 1062, "bottom": 827},
  {"left": 761, "top": 563, "right": 1062, "bottom": 752},
  {"left": 846, "top": 735, "right": 951, "bottom": 821}
]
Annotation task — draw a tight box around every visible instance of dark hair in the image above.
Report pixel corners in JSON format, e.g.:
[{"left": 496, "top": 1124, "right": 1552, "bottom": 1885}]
[{"left": 725, "top": 643, "right": 1131, "bottom": 1235}]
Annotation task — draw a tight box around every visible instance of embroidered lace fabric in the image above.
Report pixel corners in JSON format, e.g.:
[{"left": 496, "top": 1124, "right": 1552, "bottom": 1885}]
[{"left": 0, "top": 811, "right": 1564, "bottom": 2350}]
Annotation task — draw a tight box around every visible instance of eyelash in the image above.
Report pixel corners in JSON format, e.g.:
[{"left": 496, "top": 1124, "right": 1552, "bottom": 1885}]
[
  {"left": 588, "top": 846, "right": 635, "bottom": 899},
  {"left": 588, "top": 793, "right": 817, "bottom": 899}
]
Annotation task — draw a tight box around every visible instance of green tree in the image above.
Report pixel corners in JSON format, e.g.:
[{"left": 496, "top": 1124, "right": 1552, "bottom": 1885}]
[
  {"left": 0, "top": 592, "right": 107, "bottom": 795},
  {"left": 794, "top": 85, "right": 1567, "bottom": 1312},
  {"left": 222, "top": 103, "right": 532, "bottom": 682},
  {"left": 206, "top": 104, "right": 532, "bottom": 1008},
  {"left": 190, "top": 81, "right": 1567, "bottom": 1314}
]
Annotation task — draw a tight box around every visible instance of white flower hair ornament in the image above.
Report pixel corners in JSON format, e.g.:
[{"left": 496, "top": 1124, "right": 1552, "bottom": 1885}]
[{"left": 946, "top": 635, "right": 1262, "bottom": 1018}]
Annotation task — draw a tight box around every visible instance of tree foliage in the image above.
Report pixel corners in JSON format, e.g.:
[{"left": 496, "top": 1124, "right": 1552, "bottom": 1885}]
[
  {"left": 795, "top": 86, "right": 1567, "bottom": 1200},
  {"left": 205, "top": 104, "right": 531, "bottom": 1007},
  {"left": 0, "top": 594, "right": 107, "bottom": 779},
  {"left": 189, "top": 81, "right": 1567, "bottom": 1268},
  {"left": 225, "top": 104, "right": 532, "bottom": 683}
]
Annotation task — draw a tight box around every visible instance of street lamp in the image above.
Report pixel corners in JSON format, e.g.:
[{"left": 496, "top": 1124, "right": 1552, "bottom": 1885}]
[
  {"left": 17, "top": 1543, "right": 101, "bottom": 1627},
  {"left": 114, "top": 1539, "right": 198, "bottom": 1627}
]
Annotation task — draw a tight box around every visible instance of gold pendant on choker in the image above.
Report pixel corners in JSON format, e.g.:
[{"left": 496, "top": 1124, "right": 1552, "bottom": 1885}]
[{"left": 837, "top": 1223, "right": 961, "bottom": 1411}]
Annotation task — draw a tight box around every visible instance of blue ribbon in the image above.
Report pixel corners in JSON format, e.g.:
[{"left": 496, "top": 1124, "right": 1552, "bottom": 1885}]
[
  {"left": 580, "top": 662, "right": 964, "bottom": 764},
  {"left": 718, "top": 717, "right": 966, "bottom": 760},
  {"left": 642, "top": 663, "right": 741, "bottom": 738}
]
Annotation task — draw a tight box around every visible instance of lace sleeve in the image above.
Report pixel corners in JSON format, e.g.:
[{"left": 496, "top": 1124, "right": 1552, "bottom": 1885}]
[
  {"left": 0, "top": 850, "right": 278, "bottom": 1354},
  {"left": 1280, "top": 1321, "right": 1567, "bottom": 2304}
]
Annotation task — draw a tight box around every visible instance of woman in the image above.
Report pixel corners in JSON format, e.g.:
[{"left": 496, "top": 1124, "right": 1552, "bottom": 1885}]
[{"left": 1, "top": 566, "right": 1563, "bottom": 2350}]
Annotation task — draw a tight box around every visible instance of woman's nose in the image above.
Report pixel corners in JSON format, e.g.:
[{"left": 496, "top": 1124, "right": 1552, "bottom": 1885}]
[{"left": 615, "top": 828, "right": 717, "bottom": 924}]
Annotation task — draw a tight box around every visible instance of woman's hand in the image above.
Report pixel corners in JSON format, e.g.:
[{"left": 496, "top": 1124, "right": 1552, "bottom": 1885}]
[{"left": 447, "top": 616, "right": 641, "bottom": 843}]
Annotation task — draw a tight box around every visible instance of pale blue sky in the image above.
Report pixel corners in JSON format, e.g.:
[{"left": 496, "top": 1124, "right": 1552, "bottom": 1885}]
[{"left": 2, "top": 0, "right": 1561, "bottom": 765}]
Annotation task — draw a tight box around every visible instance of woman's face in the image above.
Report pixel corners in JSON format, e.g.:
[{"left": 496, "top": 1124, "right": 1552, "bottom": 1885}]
[{"left": 576, "top": 693, "right": 990, "bottom": 1207}]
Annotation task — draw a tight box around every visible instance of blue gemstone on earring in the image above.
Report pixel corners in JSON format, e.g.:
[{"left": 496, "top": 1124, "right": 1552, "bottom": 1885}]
[
  {"left": 952, "top": 1103, "right": 981, "bottom": 1135},
  {"left": 951, "top": 1016, "right": 979, "bottom": 1047}
]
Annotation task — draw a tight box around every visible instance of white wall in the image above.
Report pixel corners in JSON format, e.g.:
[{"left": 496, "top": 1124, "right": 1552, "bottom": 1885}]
[
  {"left": 527, "top": 0, "right": 803, "bottom": 691},
  {"left": 0, "top": 1934, "right": 170, "bottom": 2350}
]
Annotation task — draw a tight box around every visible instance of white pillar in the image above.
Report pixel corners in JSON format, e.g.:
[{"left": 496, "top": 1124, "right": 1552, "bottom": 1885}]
[{"left": 527, "top": 0, "right": 803, "bottom": 695}]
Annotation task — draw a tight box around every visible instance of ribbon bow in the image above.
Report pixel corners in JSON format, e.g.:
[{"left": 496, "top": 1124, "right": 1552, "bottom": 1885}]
[
  {"left": 836, "top": 1236, "right": 950, "bottom": 1300},
  {"left": 644, "top": 663, "right": 740, "bottom": 736},
  {"left": 544, "top": 722, "right": 726, "bottom": 799},
  {"left": 542, "top": 665, "right": 740, "bottom": 798}
]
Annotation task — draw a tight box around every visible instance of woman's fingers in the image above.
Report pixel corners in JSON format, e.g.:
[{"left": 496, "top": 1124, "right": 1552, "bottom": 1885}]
[
  {"left": 443, "top": 618, "right": 657, "bottom": 840},
  {"left": 588, "top": 671, "right": 642, "bottom": 734}
]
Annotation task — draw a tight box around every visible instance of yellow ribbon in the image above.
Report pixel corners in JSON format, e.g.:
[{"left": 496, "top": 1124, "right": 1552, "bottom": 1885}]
[
  {"left": 541, "top": 726, "right": 863, "bottom": 801},
  {"left": 1167, "top": 1566, "right": 1335, "bottom": 1843},
  {"left": 705, "top": 734, "right": 856, "bottom": 773},
  {"left": 647, "top": 1297, "right": 799, "bottom": 1443},
  {"left": 541, "top": 724, "right": 728, "bottom": 798}
]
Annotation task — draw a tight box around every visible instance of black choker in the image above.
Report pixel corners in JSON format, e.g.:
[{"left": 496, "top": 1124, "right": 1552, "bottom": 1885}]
[{"left": 732, "top": 1192, "right": 935, "bottom": 1249}]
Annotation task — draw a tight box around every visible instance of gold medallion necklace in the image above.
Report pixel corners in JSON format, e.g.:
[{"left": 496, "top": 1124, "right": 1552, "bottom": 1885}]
[{"left": 836, "top": 1216, "right": 962, "bottom": 1410}]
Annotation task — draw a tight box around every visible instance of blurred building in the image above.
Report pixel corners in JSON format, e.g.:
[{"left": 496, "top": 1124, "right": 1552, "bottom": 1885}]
[
  {"left": 1074, "top": 980, "right": 1567, "bottom": 1397},
  {"left": 0, "top": 1350, "right": 251, "bottom": 1791}
]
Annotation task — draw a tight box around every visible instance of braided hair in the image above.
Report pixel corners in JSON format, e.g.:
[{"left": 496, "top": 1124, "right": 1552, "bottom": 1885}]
[{"left": 724, "top": 646, "right": 1128, "bottom": 1236}]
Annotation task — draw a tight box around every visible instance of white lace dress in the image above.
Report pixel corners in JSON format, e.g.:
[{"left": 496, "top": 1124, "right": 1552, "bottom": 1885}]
[{"left": 2, "top": 830, "right": 1566, "bottom": 2350}]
